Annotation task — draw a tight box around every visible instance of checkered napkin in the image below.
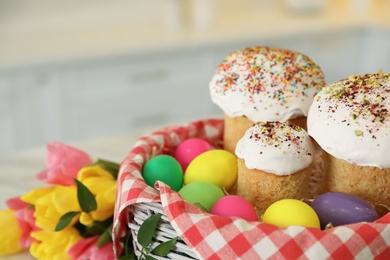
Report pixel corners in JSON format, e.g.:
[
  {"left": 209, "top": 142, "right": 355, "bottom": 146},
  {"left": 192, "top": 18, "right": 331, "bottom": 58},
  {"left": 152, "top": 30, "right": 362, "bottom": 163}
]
[{"left": 113, "top": 119, "right": 390, "bottom": 259}]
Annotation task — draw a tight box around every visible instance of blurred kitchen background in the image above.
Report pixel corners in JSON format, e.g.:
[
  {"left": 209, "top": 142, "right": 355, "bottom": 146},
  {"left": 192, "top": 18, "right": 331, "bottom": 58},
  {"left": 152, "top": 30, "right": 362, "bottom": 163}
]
[{"left": 0, "top": 0, "right": 389, "bottom": 155}]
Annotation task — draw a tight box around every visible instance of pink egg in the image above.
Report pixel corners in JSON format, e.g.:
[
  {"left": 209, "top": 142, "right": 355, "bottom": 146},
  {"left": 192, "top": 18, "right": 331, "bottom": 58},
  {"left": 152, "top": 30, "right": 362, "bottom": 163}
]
[
  {"left": 211, "top": 195, "right": 258, "bottom": 221},
  {"left": 174, "top": 138, "right": 213, "bottom": 172}
]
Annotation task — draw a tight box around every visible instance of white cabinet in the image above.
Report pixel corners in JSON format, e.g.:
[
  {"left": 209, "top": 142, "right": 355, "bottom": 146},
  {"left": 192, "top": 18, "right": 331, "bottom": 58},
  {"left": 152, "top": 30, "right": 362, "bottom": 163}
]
[
  {"left": 1, "top": 27, "right": 389, "bottom": 154},
  {"left": 0, "top": 75, "right": 16, "bottom": 153},
  {"left": 0, "top": 70, "right": 61, "bottom": 154},
  {"left": 58, "top": 49, "right": 220, "bottom": 141},
  {"left": 360, "top": 28, "right": 390, "bottom": 74}
]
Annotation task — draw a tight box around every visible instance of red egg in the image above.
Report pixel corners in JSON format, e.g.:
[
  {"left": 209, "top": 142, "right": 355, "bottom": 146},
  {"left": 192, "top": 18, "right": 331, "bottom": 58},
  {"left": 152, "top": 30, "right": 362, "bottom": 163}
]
[
  {"left": 211, "top": 195, "right": 258, "bottom": 221},
  {"left": 174, "top": 138, "right": 213, "bottom": 172}
]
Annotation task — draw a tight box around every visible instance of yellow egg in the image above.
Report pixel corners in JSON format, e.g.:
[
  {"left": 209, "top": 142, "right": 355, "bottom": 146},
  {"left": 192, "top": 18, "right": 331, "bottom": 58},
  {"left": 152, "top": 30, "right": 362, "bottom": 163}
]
[
  {"left": 184, "top": 149, "right": 237, "bottom": 191},
  {"left": 262, "top": 199, "right": 320, "bottom": 229}
]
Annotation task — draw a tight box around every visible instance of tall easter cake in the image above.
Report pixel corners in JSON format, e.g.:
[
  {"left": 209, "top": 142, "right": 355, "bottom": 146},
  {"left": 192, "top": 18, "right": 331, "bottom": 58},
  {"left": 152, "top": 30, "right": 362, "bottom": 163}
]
[
  {"left": 307, "top": 71, "right": 390, "bottom": 216},
  {"left": 209, "top": 46, "right": 326, "bottom": 153}
]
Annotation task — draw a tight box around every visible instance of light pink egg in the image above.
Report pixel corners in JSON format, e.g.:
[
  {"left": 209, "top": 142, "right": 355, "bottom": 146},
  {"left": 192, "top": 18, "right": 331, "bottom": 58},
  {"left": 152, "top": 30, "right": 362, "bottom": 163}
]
[
  {"left": 174, "top": 138, "right": 213, "bottom": 172},
  {"left": 211, "top": 195, "right": 258, "bottom": 221}
]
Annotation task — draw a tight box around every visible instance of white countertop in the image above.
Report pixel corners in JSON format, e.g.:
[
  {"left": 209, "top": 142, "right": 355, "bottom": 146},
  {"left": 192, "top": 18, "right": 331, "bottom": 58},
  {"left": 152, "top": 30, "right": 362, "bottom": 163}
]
[
  {"left": 1, "top": 0, "right": 390, "bottom": 71},
  {"left": 0, "top": 125, "right": 159, "bottom": 259}
]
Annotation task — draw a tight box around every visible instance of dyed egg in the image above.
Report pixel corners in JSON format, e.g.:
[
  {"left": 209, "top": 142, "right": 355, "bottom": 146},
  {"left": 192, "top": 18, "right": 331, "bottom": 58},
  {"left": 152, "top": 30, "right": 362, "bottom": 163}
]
[
  {"left": 174, "top": 138, "right": 214, "bottom": 171},
  {"left": 262, "top": 199, "right": 320, "bottom": 229},
  {"left": 142, "top": 155, "right": 183, "bottom": 191},
  {"left": 211, "top": 195, "right": 258, "bottom": 221},
  {"left": 311, "top": 192, "right": 378, "bottom": 229},
  {"left": 178, "top": 182, "right": 225, "bottom": 212},
  {"left": 184, "top": 149, "right": 238, "bottom": 191}
]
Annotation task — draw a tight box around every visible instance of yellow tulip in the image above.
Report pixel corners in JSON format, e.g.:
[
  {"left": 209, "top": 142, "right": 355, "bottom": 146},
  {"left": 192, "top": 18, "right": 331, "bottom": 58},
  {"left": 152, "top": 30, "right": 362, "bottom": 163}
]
[
  {"left": 20, "top": 165, "right": 117, "bottom": 232},
  {"left": 21, "top": 186, "right": 55, "bottom": 205},
  {"left": 0, "top": 209, "right": 24, "bottom": 256},
  {"left": 22, "top": 185, "right": 81, "bottom": 231},
  {"left": 78, "top": 164, "right": 114, "bottom": 182},
  {"left": 77, "top": 165, "right": 117, "bottom": 225},
  {"left": 30, "top": 227, "right": 82, "bottom": 260},
  {"left": 51, "top": 185, "right": 80, "bottom": 214},
  {"left": 79, "top": 212, "right": 94, "bottom": 226}
]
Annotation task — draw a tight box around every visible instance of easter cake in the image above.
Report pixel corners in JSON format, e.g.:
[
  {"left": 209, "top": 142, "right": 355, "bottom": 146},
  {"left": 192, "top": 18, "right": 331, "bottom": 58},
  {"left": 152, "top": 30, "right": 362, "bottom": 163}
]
[
  {"left": 235, "top": 121, "right": 315, "bottom": 218},
  {"left": 307, "top": 71, "right": 390, "bottom": 216},
  {"left": 209, "top": 46, "right": 326, "bottom": 153}
]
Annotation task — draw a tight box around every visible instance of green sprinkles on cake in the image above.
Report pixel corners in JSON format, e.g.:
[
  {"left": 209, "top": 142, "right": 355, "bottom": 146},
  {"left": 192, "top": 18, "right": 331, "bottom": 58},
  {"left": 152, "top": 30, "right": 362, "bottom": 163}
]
[{"left": 324, "top": 71, "right": 390, "bottom": 124}]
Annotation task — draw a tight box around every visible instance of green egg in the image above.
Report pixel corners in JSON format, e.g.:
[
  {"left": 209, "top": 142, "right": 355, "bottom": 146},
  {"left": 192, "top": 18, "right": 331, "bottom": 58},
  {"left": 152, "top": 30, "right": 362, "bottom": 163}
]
[
  {"left": 142, "top": 155, "right": 183, "bottom": 191},
  {"left": 178, "top": 182, "right": 225, "bottom": 212}
]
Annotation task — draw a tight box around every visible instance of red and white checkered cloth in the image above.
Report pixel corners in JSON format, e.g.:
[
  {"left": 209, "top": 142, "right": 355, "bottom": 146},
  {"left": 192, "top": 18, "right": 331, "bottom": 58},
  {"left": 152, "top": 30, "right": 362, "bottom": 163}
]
[{"left": 113, "top": 119, "right": 390, "bottom": 259}]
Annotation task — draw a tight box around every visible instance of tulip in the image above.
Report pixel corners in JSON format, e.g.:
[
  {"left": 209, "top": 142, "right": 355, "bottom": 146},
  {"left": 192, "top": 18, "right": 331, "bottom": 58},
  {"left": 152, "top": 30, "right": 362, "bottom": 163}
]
[
  {"left": 0, "top": 209, "right": 24, "bottom": 256},
  {"left": 68, "top": 236, "right": 115, "bottom": 260},
  {"left": 30, "top": 227, "right": 83, "bottom": 260},
  {"left": 6, "top": 197, "right": 40, "bottom": 248},
  {"left": 37, "top": 142, "right": 93, "bottom": 186},
  {"left": 0, "top": 142, "right": 119, "bottom": 260},
  {"left": 77, "top": 165, "right": 117, "bottom": 226},
  {"left": 22, "top": 186, "right": 81, "bottom": 231}
]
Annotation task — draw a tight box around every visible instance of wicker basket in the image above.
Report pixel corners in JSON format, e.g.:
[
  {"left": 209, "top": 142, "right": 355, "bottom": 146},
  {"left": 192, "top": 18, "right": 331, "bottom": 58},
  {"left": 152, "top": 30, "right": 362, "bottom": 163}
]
[
  {"left": 120, "top": 119, "right": 225, "bottom": 259},
  {"left": 129, "top": 202, "right": 198, "bottom": 259},
  {"left": 114, "top": 118, "right": 390, "bottom": 259}
]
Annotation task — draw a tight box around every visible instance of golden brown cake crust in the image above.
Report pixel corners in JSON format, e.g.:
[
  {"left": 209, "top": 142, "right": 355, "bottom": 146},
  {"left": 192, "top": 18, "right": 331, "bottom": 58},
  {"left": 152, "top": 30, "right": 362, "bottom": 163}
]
[
  {"left": 223, "top": 114, "right": 254, "bottom": 154},
  {"left": 323, "top": 151, "right": 390, "bottom": 216},
  {"left": 236, "top": 158, "right": 311, "bottom": 218},
  {"left": 288, "top": 117, "right": 307, "bottom": 132}
]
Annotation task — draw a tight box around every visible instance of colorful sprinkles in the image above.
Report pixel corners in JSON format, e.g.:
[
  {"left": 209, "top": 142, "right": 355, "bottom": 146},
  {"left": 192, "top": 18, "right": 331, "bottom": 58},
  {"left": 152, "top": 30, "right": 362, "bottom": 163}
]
[
  {"left": 318, "top": 71, "right": 390, "bottom": 138},
  {"left": 249, "top": 121, "right": 312, "bottom": 157},
  {"left": 211, "top": 46, "right": 325, "bottom": 115}
]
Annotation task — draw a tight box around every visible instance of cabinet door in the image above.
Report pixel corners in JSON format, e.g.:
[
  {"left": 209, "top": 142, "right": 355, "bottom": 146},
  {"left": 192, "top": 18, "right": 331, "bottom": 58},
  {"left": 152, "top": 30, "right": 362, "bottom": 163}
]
[
  {"left": 360, "top": 28, "right": 390, "bottom": 73},
  {"left": 61, "top": 49, "right": 218, "bottom": 139},
  {"left": 0, "top": 75, "right": 17, "bottom": 154},
  {"left": 5, "top": 70, "right": 61, "bottom": 152}
]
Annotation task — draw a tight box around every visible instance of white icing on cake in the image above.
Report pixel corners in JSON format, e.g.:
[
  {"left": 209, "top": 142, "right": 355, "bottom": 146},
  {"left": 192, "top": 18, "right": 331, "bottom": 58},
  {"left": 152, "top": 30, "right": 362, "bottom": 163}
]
[
  {"left": 307, "top": 72, "right": 390, "bottom": 168},
  {"left": 209, "top": 46, "right": 325, "bottom": 122},
  {"left": 235, "top": 121, "right": 314, "bottom": 175}
]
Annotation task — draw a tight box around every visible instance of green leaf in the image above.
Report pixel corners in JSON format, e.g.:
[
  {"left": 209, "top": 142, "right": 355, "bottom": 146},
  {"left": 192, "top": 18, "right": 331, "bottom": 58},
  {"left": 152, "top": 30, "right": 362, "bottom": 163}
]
[
  {"left": 117, "top": 255, "right": 136, "bottom": 260},
  {"left": 55, "top": 211, "right": 79, "bottom": 231},
  {"left": 97, "top": 224, "right": 113, "bottom": 248},
  {"left": 151, "top": 237, "right": 178, "bottom": 256},
  {"left": 85, "top": 221, "right": 106, "bottom": 236},
  {"left": 95, "top": 159, "right": 120, "bottom": 179},
  {"left": 137, "top": 213, "right": 162, "bottom": 248},
  {"left": 84, "top": 217, "right": 113, "bottom": 237},
  {"left": 144, "top": 255, "right": 157, "bottom": 260},
  {"left": 74, "top": 178, "right": 97, "bottom": 213},
  {"left": 120, "top": 232, "right": 135, "bottom": 260}
]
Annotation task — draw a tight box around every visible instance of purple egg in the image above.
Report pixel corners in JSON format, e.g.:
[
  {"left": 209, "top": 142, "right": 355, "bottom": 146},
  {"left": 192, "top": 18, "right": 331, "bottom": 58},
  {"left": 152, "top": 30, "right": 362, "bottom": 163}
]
[{"left": 311, "top": 192, "right": 378, "bottom": 229}]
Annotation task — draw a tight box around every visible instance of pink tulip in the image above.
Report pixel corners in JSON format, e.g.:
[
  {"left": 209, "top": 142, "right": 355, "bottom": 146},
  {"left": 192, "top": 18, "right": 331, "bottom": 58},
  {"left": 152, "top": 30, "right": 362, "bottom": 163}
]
[
  {"left": 6, "top": 197, "right": 29, "bottom": 210},
  {"left": 6, "top": 197, "right": 40, "bottom": 248},
  {"left": 37, "top": 142, "right": 93, "bottom": 186},
  {"left": 68, "top": 236, "right": 115, "bottom": 260}
]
